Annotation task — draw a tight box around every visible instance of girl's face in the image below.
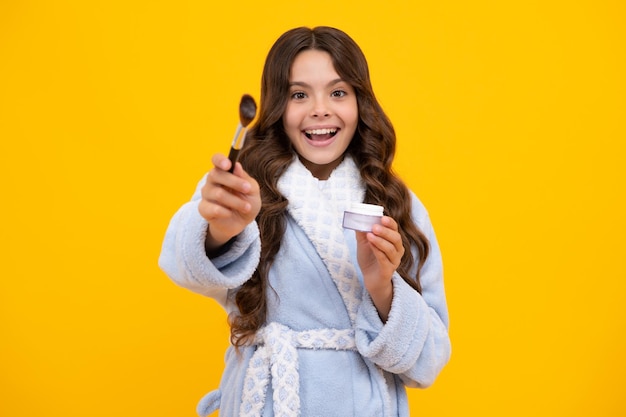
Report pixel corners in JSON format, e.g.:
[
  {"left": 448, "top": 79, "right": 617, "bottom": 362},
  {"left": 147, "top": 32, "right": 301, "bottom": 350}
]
[{"left": 283, "top": 49, "right": 358, "bottom": 180}]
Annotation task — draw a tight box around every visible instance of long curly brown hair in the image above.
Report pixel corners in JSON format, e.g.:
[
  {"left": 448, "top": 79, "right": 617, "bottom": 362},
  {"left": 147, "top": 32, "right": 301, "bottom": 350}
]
[{"left": 233, "top": 26, "right": 429, "bottom": 347}]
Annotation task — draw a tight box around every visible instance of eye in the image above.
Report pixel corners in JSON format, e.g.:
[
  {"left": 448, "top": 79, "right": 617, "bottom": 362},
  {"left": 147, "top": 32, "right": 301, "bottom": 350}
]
[
  {"left": 291, "top": 91, "right": 307, "bottom": 100},
  {"left": 331, "top": 89, "right": 348, "bottom": 98}
]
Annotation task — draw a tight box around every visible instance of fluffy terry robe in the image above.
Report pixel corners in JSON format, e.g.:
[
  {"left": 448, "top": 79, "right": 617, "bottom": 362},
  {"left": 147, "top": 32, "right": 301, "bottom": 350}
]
[{"left": 158, "top": 156, "right": 451, "bottom": 417}]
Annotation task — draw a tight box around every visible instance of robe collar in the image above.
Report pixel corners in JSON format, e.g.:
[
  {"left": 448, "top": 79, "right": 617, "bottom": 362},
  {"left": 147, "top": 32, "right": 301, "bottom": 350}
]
[{"left": 277, "top": 155, "right": 365, "bottom": 324}]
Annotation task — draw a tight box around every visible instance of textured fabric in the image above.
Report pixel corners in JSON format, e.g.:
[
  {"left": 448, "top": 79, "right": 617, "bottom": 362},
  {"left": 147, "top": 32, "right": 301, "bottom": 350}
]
[
  {"left": 158, "top": 156, "right": 451, "bottom": 417},
  {"left": 239, "top": 156, "right": 381, "bottom": 416},
  {"left": 240, "top": 323, "right": 357, "bottom": 417},
  {"left": 277, "top": 156, "right": 365, "bottom": 324}
]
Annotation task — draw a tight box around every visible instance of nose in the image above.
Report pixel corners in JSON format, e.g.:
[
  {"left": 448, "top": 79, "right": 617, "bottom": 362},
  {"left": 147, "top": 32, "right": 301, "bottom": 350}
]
[{"left": 311, "top": 96, "right": 330, "bottom": 118}]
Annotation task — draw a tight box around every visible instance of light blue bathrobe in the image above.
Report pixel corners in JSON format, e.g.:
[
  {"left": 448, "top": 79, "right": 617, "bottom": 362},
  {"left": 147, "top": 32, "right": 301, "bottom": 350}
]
[{"left": 159, "top": 157, "right": 451, "bottom": 417}]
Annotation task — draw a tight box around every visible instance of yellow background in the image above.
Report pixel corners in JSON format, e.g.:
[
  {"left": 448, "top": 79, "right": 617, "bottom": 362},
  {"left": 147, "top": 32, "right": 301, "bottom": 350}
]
[{"left": 1, "top": 0, "right": 625, "bottom": 416}]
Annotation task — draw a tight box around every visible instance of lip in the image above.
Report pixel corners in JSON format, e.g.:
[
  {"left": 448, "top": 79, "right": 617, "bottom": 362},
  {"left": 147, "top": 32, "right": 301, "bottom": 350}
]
[
  {"left": 303, "top": 123, "right": 338, "bottom": 130},
  {"left": 301, "top": 128, "right": 340, "bottom": 147}
]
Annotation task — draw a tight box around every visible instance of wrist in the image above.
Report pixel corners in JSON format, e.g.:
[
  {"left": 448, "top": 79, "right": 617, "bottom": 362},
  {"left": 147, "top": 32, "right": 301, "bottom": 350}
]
[
  {"left": 205, "top": 226, "right": 235, "bottom": 256},
  {"left": 367, "top": 280, "right": 394, "bottom": 322}
]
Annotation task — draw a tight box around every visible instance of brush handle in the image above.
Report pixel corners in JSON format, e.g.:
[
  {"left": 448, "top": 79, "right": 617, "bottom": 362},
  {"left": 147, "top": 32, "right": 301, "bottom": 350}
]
[
  {"left": 228, "top": 122, "right": 248, "bottom": 173},
  {"left": 231, "top": 124, "right": 243, "bottom": 147},
  {"left": 227, "top": 147, "right": 240, "bottom": 173}
]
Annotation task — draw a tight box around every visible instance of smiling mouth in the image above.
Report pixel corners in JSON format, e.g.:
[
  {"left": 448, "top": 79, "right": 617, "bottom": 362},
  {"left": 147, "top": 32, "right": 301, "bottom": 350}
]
[{"left": 304, "top": 128, "right": 338, "bottom": 140}]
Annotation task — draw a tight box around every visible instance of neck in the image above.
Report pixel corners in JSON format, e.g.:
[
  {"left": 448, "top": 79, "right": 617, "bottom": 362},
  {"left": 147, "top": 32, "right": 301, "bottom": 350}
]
[{"left": 298, "top": 154, "right": 345, "bottom": 180}]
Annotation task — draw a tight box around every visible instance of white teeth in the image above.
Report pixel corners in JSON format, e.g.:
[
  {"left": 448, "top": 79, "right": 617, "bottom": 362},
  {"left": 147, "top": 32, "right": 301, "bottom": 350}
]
[{"left": 305, "top": 128, "right": 337, "bottom": 135}]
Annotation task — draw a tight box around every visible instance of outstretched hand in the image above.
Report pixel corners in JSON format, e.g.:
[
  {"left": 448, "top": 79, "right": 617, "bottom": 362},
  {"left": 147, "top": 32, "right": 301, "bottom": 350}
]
[
  {"left": 355, "top": 216, "right": 405, "bottom": 322},
  {"left": 198, "top": 153, "right": 261, "bottom": 253}
]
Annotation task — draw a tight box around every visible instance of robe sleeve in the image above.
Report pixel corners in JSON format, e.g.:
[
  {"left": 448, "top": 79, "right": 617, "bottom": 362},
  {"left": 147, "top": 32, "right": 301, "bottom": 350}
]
[
  {"left": 157, "top": 175, "right": 261, "bottom": 310},
  {"left": 354, "top": 193, "right": 451, "bottom": 388}
]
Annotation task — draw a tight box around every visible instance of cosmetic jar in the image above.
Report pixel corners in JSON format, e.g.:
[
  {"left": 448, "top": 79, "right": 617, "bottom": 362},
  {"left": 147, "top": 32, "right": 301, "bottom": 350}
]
[{"left": 342, "top": 203, "right": 384, "bottom": 232}]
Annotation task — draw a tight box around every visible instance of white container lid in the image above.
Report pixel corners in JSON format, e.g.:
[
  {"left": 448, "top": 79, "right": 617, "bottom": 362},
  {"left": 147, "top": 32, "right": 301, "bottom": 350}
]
[{"left": 346, "top": 203, "right": 384, "bottom": 216}]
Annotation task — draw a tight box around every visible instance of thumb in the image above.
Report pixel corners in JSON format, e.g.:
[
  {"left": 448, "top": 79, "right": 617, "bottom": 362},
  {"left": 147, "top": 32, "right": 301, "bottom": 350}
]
[{"left": 355, "top": 231, "right": 369, "bottom": 245}]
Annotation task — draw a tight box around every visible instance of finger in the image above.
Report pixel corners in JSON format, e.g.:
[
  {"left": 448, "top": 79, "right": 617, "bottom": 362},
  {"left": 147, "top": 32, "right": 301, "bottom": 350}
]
[
  {"left": 208, "top": 154, "right": 251, "bottom": 193},
  {"left": 202, "top": 170, "right": 251, "bottom": 213},
  {"left": 231, "top": 163, "right": 258, "bottom": 194},
  {"left": 205, "top": 183, "right": 252, "bottom": 213},
  {"left": 211, "top": 153, "right": 231, "bottom": 172},
  {"left": 367, "top": 232, "right": 398, "bottom": 259},
  {"left": 380, "top": 216, "right": 399, "bottom": 231},
  {"left": 367, "top": 230, "right": 404, "bottom": 266},
  {"left": 206, "top": 165, "right": 252, "bottom": 195},
  {"left": 364, "top": 239, "right": 398, "bottom": 278},
  {"left": 372, "top": 223, "right": 404, "bottom": 251},
  {"left": 198, "top": 199, "right": 232, "bottom": 222}
]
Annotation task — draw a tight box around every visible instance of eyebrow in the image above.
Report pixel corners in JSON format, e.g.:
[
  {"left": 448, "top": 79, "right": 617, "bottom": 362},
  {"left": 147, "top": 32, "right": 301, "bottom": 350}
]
[{"left": 288, "top": 78, "right": 345, "bottom": 88}]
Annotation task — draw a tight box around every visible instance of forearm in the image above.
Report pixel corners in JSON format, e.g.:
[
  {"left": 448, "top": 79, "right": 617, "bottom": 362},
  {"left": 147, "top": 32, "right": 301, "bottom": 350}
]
[
  {"left": 158, "top": 200, "right": 261, "bottom": 297},
  {"left": 355, "top": 274, "right": 450, "bottom": 387},
  {"left": 367, "top": 281, "right": 394, "bottom": 323}
]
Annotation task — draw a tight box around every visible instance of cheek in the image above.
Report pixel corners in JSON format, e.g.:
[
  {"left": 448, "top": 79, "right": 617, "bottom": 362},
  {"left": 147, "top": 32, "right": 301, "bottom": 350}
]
[
  {"left": 351, "top": 108, "right": 359, "bottom": 124},
  {"left": 345, "top": 107, "right": 359, "bottom": 130},
  {"left": 282, "top": 105, "right": 300, "bottom": 131},
  {"left": 282, "top": 108, "right": 301, "bottom": 146},
  {"left": 344, "top": 99, "right": 359, "bottom": 126}
]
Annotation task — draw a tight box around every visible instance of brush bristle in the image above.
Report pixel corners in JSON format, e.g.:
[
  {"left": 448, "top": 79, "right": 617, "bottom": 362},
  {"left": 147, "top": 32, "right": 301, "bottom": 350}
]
[{"left": 239, "top": 94, "right": 257, "bottom": 127}]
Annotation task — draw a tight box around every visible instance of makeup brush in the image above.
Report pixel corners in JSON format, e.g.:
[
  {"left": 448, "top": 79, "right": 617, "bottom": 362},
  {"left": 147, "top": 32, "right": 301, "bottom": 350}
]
[{"left": 228, "top": 94, "right": 257, "bottom": 173}]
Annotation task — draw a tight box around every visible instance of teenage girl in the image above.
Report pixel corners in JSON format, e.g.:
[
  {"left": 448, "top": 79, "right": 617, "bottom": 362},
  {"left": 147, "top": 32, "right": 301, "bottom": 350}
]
[{"left": 159, "top": 26, "right": 450, "bottom": 417}]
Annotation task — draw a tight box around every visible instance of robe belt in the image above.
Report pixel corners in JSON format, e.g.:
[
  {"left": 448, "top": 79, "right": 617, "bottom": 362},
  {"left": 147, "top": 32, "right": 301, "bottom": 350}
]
[{"left": 239, "top": 322, "right": 357, "bottom": 417}]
